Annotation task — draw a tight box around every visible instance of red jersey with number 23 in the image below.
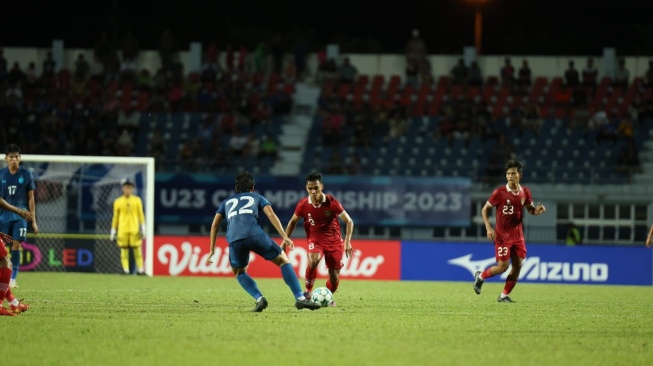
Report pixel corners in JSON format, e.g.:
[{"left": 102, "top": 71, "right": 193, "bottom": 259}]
[
  {"left": 294, "top": 194, "right": 344, "bottom": 247},
  {"left": 488, "top": 184, "right": 533, "bottom": 244}
]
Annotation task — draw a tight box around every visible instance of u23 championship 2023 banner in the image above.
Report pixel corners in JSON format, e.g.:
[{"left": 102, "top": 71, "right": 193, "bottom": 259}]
[
  {"left": 152, "top": 235, "right": 401, "bottom": 280},
  {"left": 155, "top": 174, "right": 471, "bottom": 227}
]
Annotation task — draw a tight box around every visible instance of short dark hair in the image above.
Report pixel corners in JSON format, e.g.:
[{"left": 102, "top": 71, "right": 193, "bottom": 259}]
[
  {"left": 235, "top": 171, "right": 255, "bottom": 193},
  {"left": 305, "top": 171, "right": 323, "bottom": 184},
  {"left": 5, "top": 144, "right": 21, "bottom": 155},
  {"left": 505, "top": 159, "right": 523, "bottom": 175}
]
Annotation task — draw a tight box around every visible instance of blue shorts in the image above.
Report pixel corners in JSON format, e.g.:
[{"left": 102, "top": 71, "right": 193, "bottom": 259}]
[
  {"left": 229, "top": 232, "right": 282, "bottom": 269},
  {"left": 1, "top": 219, "right": 27, "bottom": 242}
]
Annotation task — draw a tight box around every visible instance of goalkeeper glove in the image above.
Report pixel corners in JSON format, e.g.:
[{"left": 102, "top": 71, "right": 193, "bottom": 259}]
[{"left": 110, "top": 228, "right": 116, "bottom": 241}]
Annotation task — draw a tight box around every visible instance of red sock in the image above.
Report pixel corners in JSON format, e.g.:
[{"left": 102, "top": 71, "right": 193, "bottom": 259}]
[
  {"left": 502, "top": 280, "right": 517, "bottom": 295},
  {"left": 326, "top": 279, "right": 339, "bottom": 293},
  {"left": 0, "top": 267, "right": 11, "bottom": 300},
  {"left": 5, "top": 287, "right": 15, "bottom": 302},
  {"left": 481, "top": 268, "right": 494, "bottom": 280},
  {"left": 304, "top": 266, "right": 317, "bottom": 292}
]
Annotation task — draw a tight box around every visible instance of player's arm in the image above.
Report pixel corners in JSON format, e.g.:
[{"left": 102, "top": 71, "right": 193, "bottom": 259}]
[
  {"left": 0, "top": 197, "right": 33, "bottom": 222},
  {"left": 338, "top": 211, "right": 354, "bottom": 258},
  {"left": 284, "top": 213, "right": 301, "bottom": 250},
  {"left": 137, "top": 198, "right": 146, "bottom": 238},
  {"left": 526, "top": 202, "right": 546, "bottom": 215},
  {"left": 263, "top": 205, "right": 294, "bottom": 250},
  {"left": 27, "top": 190, "right": 38, "bottom": 234},
  {"left": 207, "top": 213, "right": 223, "bottom": 264},
  {"left": 481, "top": 201, "right": 496, "bottom": 241},
  {"left": 646, "top": 223, "right": 653, "bottom": 248},
  {"left": 110, "top": 199, "right": 119, "bottom": 241}
]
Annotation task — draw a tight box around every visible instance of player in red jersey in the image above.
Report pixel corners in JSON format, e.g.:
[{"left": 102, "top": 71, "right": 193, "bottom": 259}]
[
  {"left": 284, "top": 172, "right": 354, "bottom": 306},
  {"left": 474, "top": 159, "right": 546, "bottom": 302}
]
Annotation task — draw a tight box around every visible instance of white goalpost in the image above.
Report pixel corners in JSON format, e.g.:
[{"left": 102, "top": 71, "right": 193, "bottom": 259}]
[{"left": 16, "top": 155, "right": 155, "bottom": 276}]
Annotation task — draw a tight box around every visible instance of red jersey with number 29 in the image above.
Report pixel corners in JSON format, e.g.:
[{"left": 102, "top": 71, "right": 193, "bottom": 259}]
[
  {"left": 487, "top": 184, "right": 533, "bottom": 244},
  {"left": 294, "top": 194, "right": 344, "bottom": 247}
]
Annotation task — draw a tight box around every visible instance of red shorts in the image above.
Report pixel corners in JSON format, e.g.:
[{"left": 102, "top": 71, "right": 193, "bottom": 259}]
[
  {"left": 0, "top": 243, "right": 7, "bottom": 259},
  {"left": 307, "top": 238, "right": 344, "bottom": 270},
  {"left": 494, "top": 239, "right": 527, "bottom": 262}
]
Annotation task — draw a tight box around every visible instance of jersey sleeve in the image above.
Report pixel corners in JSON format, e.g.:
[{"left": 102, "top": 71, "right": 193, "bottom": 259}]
[
  {"left": 331, "top": 196, "right": 345, "bottom": 216},
  {"left": 294, "top": 200, "right": 304, "bottom": 217},
  {"left": 111, "top": 198, "right": 120, "bottom": 230},
  {"left": 27, "top": 171, "right": 36, "bottom": 191},
  {"left": 137, "top": 197, "right": 145, "bottom": 225},
  {"left": 258, "top": 194, "right": 271, "bottom": 209},
  {"left": 487, "top": 188, "right": 501, "bottom": 206},
  {"left": 216, "top": 201, "right": 226, "bottom": 216},
  {"left": 524, "top": 187, "right": 534, "bottom": 207}
]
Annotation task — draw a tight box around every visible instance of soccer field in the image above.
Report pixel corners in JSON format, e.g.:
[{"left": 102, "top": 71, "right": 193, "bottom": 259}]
[{"left": 5, "top": 272, "right": 652, "bottom": 366}]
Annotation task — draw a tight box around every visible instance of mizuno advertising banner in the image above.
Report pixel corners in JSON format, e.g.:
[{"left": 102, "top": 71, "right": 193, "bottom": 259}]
[{"left": 401, "top": 242, "right": 653, "bottom": 286}]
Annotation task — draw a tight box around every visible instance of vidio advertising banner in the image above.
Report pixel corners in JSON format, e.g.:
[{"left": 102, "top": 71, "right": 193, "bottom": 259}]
[
  {"left": 153, "top": 236, "right": 401, "bottom": 280},
  {"left": 155, "top": 174, "right": 471, "bottom": 227}
]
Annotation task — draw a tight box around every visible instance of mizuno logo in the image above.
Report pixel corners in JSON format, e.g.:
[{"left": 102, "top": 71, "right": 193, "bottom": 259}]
[{"left": 447, "top": 254, "right": 496, "bottom": 277}]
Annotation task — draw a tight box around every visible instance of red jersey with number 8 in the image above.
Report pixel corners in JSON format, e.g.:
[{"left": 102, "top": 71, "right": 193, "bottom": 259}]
[
  {"left": 294, "top": 194, "right": 344, "bottom": 247},
  {"left": 487, "top": 184, "right": 533, "bottom": 244}
]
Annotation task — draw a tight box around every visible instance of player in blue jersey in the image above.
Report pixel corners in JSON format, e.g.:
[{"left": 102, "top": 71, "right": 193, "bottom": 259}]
[
  {"left": 0, "top": 144, "right": 38, "bottom": 289},
  {"left": 206, "top": 171, "right": 320, "bottom": 312}
]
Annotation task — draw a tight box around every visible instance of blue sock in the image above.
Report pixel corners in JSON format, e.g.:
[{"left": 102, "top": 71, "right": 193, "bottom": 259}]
[
  {"left": 236, "top": 273, "right": 263, "bottom": 300},
  {"left": 280, "top": 263, "right": 303, "bottom": 299},
  {"left": 11, "top": 250, "right": 20, "bottom": 280}
]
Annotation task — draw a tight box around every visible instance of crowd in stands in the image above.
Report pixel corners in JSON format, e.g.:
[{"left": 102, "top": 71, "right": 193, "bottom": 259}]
[
  {"left": 0, "top": 30, "right": 298, "bottom": 173},
  {"left": 306, "top": 31, "right": 653, "bottom": 183}
]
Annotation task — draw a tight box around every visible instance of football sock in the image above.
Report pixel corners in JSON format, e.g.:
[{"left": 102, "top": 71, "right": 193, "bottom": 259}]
[
  {"left": 120, "top": 248, "right": 130, "bottom": 273},
  {"left": 326, "top": 279, "right": 339, "bottom": 293},
  {"left": 133, "top": 247, "right": 144, "bottom": 273},
  {"left": 304, "top": 266, "right": 317, "bottom": 292},
  {"left": 481, "top": 268, "right": 493, "bottom": 280},
  {"left": 280, "top": 263, "right": 304, "bottom": 299},
  {"left": 5, "top": 289, "right": 18, "bottom": 306},
  {"left": 502, "top": 280, "right": 517, "bottom": 295},
  {"left": 10, "top": 250, "right": 20, "bottom": 280},
  {"left": 236, "top": 272, "right": 263, "bottom": 300},
  {"left": 0, "top": 267, "right": 11, "bottom": 300}
]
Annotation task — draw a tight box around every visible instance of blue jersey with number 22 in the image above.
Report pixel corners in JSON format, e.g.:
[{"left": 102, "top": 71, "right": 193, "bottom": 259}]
[{"left": 217, "top": 192, "right": 270, "bottom": 243}]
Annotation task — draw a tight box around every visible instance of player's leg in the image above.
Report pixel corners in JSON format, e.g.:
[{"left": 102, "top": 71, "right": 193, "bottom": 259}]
[
  {"left": 117, "top": 232, "right": 131, "bottom": 274},
  {"left": 229, "top": 239, "right": 267, "bottom": 311},
  {"left": 0, "top": 245, "right": 17, "bottom": 316},
  {"left": 474, "top": 242, "right": 511, "bottom": 295},
  {"left": 130, "top": 233, "right": 145, "bottom": 275},
  {"left": 9, "top": 221, "right": 26, "bottom": 288},
  {"left": 255, "top": 233, "right": 319, "bottom": 310},
  {"left": 498, "top": 243, "right": 526, "bottom": 303},
  {"left": 304, "top": 241, "right": 322, "bottom": 295},
  {"left": 5, "top": 287, "right": 29, "bottom": 314},
  {"left": 323, "top": 245, "right": 344, "bottom": 295}
]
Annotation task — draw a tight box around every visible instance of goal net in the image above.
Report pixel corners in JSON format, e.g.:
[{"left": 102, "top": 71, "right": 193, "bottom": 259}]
[{"left": 10, "top": 155, "right": 155, "bottom": 275}]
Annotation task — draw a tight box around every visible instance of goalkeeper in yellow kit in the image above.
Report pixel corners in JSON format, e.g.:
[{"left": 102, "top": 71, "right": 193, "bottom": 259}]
[{"left": 110, "top": 178, "right": 146, "bottom": 275}]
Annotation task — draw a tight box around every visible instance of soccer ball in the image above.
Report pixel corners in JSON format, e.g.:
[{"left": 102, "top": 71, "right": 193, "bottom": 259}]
[{"left": 311, "top": 287, "right": 333, "bottom": 307}]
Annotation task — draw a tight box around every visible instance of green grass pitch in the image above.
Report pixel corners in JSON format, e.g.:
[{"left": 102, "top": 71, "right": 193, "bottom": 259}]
[{"left": 5, "top": 272, "right": 652, "bottom": 366}]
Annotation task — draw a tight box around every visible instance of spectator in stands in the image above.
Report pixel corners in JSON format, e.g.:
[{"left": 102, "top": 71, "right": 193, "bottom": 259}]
[
  {"left": 582, "top": 57, "right": 598, "bottom": 93},
  {"left": 450, "top": 59, "right": 468, "bottom": 86},
  {"left": 571, "top": 84, "right": 588, "bottom": 107},
  {"left": 564, "top": 60, "right": 580, "bottom": 88},
  {"left": 566, "top": 222, "right": 582, "bottom": 246},
  {"left": 0, "top": 48, "right": 7, "bottom": 84},
  {"left": 120, "top": 30, "right": 140, "bottom": 63},
  {"left": 645, "top": 60, "right": 653, "bottom": 88},
  {"left": 419, "top": 58, "right": 433, "bottom": 86},
  {"left": 7, "top": 62, "right": 25, "bottom": 87},
  {"left": 42, "top": 51, "right": 56, "bottom": 78},
  {"left": 116, "top": 129, "right": 134, "bottom": 156},
  {"left": 244, "top": 132, "right": 260, "bottom": 159},
  {"left": 405, "top": 60, "right": 419, "bottom": 88},
  {"left": 467, "top": 61, "right": 483, "bottom": 87},
  {"left": 338, "top": 57, "right": 358, "bottom": 84},
  {"left": 596, "top": 113, "right": 619, "bottom": 146},
  {"left": 613, "top": 57, "right": 630, "bottom": 89},
  {"left": 616, "top": 139, "right": 640, "bottom": 179},
  {"left": 326, "top": 151, "right": 346, "bottom": 175},
  {"left": 117, "top": 105, "right": 140, "bottom": 135},
  {"left": 149, "top": 127, "right": 166, "bottom": 156},
  {"left": 500, "top": 58, "right": 515, "bottom": 89},
  {"left": 523, "top": 102, "right": 542, "bottom": 133},
  {"left": 25, "top": 62, "right": 38, "bottom": 87},
  {"left": 388, "top": 104, "right": 408, "bottom": 138},
  {"left": 406, "top": 29, "right": 427, "bottom": 67},
  {"left": 628, "top": 93, "right": 644, "bottom": 121},
  {"left": 571, "top": 102, "right": 591, "bottom": 130},
  {"left": 518, "top": 59, "right": 532, "bottom": 88},
  {"left": 588, "top": 107, "right": 608, "bottom": 132},
  {"left": 93, "top": 31, "right": 118, "bottom": 76},
  {"left": 228, "top": 127, "right": 248, "bottom": 157},
  {"left": 617, "top": 117, "right": 634, "bottom": 139},
  {"left": 258, "top": 135, "right": 278, "bottom": 160},
  {"left": 158, "top": 29, "right": 178, "bottom": 72},
  {"left": 74, "top": 54, "right": 90, "bottom": 80}
]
